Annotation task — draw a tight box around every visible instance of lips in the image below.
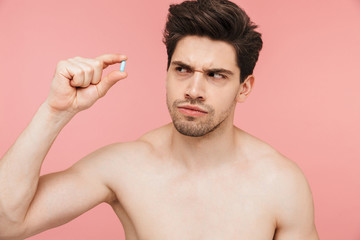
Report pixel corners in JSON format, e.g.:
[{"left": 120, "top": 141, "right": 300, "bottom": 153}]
[
  {"left": 178, "top": 105, "right": 207, "bottom": 112},
  {"left": 177, "top": 105, "right": 208, "bottom": 117}
]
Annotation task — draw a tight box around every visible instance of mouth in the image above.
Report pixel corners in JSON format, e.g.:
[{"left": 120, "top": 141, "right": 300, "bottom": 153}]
[{"left": 177, "top": 105, "right": 208, "bottom": 117}]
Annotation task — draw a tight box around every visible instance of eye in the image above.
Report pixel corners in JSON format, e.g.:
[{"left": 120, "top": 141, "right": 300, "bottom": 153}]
[
  {"left": 175, "top": 66, "right": 191, "bottom": 74},
  {"left": 175, "top": 67, "right": 188, "bottom": 73},
  {"left": 208, "top": 72, "right": 226, "bottom": 79}
]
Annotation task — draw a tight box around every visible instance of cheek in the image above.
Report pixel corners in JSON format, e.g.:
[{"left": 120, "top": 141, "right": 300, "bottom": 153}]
[
  {"left": 166, "top": 82, "right": 178, "bottom": 106},
  {"left": 165, "top": 80, "right": 173, "bottom": 97},
  {"left": 166, "top": 77, "right": 184, "bottom": 99},
  {"left": 211, "top": 88, "right": 239, "bottom": 110}
]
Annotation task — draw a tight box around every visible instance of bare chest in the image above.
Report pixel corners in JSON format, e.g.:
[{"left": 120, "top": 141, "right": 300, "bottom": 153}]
[{"left": 110, "top": 164, "right": 277, "bottom": 240}]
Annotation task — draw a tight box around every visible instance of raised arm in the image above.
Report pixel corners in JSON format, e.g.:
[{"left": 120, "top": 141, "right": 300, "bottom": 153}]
[{"left": 0, "top": 54, "right": 127, "bottom": 239}]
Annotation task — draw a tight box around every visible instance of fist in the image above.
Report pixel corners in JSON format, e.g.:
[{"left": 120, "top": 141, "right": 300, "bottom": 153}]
[{"left": 46, "top": 54, "right": 128, "bottom": 114}]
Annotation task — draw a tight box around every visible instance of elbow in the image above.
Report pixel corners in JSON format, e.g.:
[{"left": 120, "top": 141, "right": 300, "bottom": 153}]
[
  {"left": 0, "top": 214, "right": 26, "bottom": 240},
  {"left": 0, "top": 227, "right": 26, "bottom": 240}
]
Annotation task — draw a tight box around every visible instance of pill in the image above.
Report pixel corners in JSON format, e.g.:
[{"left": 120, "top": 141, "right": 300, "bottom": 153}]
[{"left": 120, "top": 61, "right": 126, "bottom": 72}]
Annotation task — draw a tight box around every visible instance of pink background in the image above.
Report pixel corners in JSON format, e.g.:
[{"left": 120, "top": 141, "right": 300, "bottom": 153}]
[{"left": 1, "top": 0, "right": 359, "bottom": 239}]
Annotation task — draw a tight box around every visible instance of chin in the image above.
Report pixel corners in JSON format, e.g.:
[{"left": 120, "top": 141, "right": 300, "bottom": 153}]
[{"left": 173, "top": 119, "right": 222, "bottom": 138}]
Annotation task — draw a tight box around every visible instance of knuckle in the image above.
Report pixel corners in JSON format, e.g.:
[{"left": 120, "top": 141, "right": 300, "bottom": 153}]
[
  {"left": 93, "top": 59, "right": 103, "bottom": 68},
  {"left": 74, "top": 67, "right": 84, "bottom": 76},
  {"left": 85, "top": 66, "right": 94, "bottom": 74},
  {"left": 57, "top": 60, "right": 66, "bottom": 67}
]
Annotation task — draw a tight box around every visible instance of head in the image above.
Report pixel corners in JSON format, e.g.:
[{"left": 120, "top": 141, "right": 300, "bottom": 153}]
[
  {"left": 163, "top": 0, "right": 262, "bottom": 137},
  {"left": 163, "top": 0, "right": 263, "bottom": 84}
]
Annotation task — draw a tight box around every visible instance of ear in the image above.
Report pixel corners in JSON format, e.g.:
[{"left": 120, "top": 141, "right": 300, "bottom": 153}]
[{"left": 236, "top": 75, "right": 255, "bottom": 103}]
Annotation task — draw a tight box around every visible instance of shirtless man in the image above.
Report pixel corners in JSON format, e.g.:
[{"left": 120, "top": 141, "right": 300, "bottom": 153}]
[{"left": 0, "top": 0, "right": 319, "bottom": 239}]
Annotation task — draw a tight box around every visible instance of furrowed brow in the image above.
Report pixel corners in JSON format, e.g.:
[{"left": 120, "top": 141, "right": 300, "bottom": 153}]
[
  {"left": 205, "top": 68, "right": 234, "bottom": 76},
  {"left": 171, "top": 60, "right": 234, "bottom": 76},
  {"left": 171, "top": 61, "right": 193, "bottom": 70}
]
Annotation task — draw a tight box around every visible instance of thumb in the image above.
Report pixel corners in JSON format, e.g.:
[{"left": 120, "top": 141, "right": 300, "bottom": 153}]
[{"left": 96, "top": 70, "right": 128, "bottom": 98}]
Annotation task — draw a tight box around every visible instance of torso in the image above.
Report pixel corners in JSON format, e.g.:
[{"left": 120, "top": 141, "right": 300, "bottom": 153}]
[{"left": 103, "top": 124, "right": 287, "bottom": 240}]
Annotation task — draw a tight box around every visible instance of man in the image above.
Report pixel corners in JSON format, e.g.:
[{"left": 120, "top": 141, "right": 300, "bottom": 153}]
[{"left": 0, "top": 0, "right": 319, "bottom": 239}]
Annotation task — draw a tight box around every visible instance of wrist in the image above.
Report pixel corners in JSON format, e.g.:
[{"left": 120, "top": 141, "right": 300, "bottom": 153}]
[{"left": 39, "top": 101, "right": 76, "bottom": 128}]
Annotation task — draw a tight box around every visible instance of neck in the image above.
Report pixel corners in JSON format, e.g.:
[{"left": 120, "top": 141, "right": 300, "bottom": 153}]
[{"left": 169, "top": 119, "right": 238, "bottom": 172}]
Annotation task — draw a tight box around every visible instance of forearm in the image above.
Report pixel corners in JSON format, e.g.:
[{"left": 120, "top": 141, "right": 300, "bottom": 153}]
[
  {"left": 0, "top": 54, "right": 126, "bottom": 239},
  {"left": 0, "top": 102, "right": 74, "bottom": 224}
]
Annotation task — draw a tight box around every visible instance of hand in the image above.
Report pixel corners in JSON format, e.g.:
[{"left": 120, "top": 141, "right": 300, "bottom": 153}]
[{"left": 46, "top": 54, "right": 128, "bottom": 115}]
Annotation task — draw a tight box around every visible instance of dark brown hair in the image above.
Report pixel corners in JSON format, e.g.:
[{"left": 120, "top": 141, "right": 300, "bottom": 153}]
[{"left": 163, "top": 0, "right": 263, "bottom": 83}]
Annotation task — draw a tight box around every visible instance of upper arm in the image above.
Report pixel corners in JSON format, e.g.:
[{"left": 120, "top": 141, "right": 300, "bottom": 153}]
[
  {"left": 20, "top": 146, "right": 117, "bottom": 238},
  {"left": 273, "top": 160, "right": 319, "bottom": 240}
]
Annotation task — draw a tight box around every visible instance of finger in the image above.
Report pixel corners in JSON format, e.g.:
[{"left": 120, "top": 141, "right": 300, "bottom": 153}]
[
  {"left": 73, "top": 57, "right": 103, "bottom": 85},
  {"left": 68, "top": 58, "right": 94, "bottom": 87},
  {"left": 62, "top": 61, "right": 85, "bottom": 87},
  {"left": 96, "top": 70, "right": 128, "bottom": 98},
  {"left": 95, "top": 53, "right": 127, "bottom": 69}
]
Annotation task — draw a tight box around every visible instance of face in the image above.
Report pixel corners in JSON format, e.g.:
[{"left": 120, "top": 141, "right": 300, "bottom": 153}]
[{"left": 166, "top": 36, "right": 244, "bottom": 137}]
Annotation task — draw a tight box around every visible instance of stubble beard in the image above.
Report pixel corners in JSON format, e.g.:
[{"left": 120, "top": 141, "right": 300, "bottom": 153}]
[{"left": 167, "top": 97, "right": 235, "bottom": 137}]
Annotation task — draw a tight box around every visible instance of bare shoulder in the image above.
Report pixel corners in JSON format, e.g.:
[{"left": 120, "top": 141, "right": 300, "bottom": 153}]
[
  {"left": 236, "top": 128, "right": 318, "bottom": 239},
  {"left": 73, "top": 139, "right": 153, "bottom": 171},
  {"left": 72, "top": 124, "right": 171, "bottom": 181},
  {"left": 76, "top": 124, "right": 172, "bottom": 165},
  {"left": 236, "top": 128, "right": 310, "bottom": 185},
  {"left": 137, "top": 123, "right": 172, "bottom": 148},
  {"left": 236, "top": 128, "right": 313, "bottom": 205}
]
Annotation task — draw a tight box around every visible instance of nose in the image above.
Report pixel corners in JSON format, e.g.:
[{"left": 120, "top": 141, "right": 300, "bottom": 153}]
[{"left": 185, "top": 70, "right": 206, "bottom": 101}]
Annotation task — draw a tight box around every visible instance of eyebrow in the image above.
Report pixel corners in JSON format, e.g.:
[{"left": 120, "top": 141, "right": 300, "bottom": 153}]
[{"left": 171, "top": 60, "right": 234, "bottom": 76}]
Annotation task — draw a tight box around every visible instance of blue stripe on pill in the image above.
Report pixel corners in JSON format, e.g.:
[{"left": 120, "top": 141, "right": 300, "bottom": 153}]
[{"left": 120, "top": 61, "right": 126, "bottom": 72}]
